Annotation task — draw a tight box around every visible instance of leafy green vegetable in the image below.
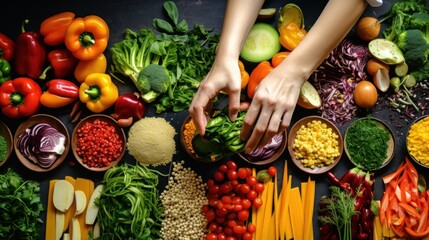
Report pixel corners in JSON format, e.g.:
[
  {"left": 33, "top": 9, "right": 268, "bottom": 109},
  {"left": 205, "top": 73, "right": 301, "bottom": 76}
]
[
  {"left": 111, "top": 1, "right": 219, "bottom": 113},
  {"left": 0, "top": 135, "right": 7, "bottom": 162},
  {"left": 0, "top": 169, "right": 44, "bottom": 240},
  {"left": 95, "top": 164, "right": 167, "bottom": 240},
  {"left": 319, "top": 186, "right": 358, "bottom": 240},
  {"left": 345, "top": 118, "right": 390, "bottom": 171},
  {"left": 381, "top": 0, "right": 428, "bottom": 42}
]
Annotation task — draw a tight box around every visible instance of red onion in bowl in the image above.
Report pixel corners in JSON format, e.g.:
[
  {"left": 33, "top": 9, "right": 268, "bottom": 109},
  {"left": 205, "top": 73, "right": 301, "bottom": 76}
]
[{"left": 244, "top": 133, "right": 284, "bottom": 162}]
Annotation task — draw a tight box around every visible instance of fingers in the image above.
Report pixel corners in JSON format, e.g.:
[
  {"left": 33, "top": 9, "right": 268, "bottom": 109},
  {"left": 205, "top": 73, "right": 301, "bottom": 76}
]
[
  {"left": 228, "top": 87, "right": 241, "bottom": 122},
  {"left": 189, "top": 82, "right": 216, "bottom": 136}
]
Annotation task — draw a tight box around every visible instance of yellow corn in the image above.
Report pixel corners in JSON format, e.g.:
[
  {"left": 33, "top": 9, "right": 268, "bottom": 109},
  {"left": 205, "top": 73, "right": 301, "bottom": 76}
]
[{"left": 293, "top": 120, "right": 340, "bottom": 168}]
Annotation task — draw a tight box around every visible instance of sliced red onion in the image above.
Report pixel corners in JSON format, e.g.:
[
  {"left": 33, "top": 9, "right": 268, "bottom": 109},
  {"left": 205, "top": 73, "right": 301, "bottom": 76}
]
[
  {"left": 245, "top": 133, "right": 284, "bottom": 162},
  {"left": 17, "top": 123, "right": 66, "bottom": 169}
]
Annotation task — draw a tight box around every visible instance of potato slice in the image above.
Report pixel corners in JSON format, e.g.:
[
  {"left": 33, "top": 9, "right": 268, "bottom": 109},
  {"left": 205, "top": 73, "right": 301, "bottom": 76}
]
[
  {"left": 53, "top": 180, "right": 74, "bottom": 212},
  {"left": 86, "top": 184, "right": 103, "bottom": 225},
  {"left": 74, "top": 190, "right": 87, "bottom": 216}
]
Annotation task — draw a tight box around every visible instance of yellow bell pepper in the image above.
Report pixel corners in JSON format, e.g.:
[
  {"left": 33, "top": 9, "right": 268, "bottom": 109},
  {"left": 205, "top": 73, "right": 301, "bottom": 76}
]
[
  {"left": 79, "top": 73, "right": 118, "bottom": 113},
  {"left": 64, "top": 15, "right": 109, "bottom": 60},
  {"left": 279, "top": 22, "right": 307, "bottom": 51},
  {"left": 74, "top": 53, "right": 107, "bottom": 83}
]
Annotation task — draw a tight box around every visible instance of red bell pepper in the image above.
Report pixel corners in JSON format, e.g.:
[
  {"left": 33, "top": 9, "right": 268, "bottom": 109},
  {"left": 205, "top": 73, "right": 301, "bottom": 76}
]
[
  {"left": 39, "top": 49, "right": 78, "bottom": 80},
  {"left": 40, "top": 79, "right": 79, "bottom": 108},
  {"left": 14, "top": 20, "right": 47, "bottom": 79},
  {"left": 111, "top": 92, "right": 145, "bottom": 127},
  {"left": 0, "top": 33, "right": 15, "bottom": 61},
  {"left": 0, "top": 77, "right": 42, "bottom": 119}
]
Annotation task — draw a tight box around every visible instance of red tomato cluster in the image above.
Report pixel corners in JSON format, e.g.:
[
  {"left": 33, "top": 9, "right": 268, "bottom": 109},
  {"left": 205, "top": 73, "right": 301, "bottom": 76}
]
[{"left": 204, "top": 160, "right": 264, "bottom": 240}]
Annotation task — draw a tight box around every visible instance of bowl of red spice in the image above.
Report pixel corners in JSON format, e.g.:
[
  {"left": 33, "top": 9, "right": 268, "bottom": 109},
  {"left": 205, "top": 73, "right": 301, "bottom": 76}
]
[
  {"left": 406, "top": 115, "right": 429, "bottom": 168},
  {"left": 0, "top": 120, "right": 13, "bottom": 167},
  {"left": 72, "top": 114, "right": 126, "bottom": 171}
]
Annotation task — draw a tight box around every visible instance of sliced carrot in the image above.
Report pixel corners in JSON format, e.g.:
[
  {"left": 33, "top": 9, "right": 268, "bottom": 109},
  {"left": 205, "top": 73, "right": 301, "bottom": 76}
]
[{"left": 399, "top": 202, "right": 421, "bottom": 219}]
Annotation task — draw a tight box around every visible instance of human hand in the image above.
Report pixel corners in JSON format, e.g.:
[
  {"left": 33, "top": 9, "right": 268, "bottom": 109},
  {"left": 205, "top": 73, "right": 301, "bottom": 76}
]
[
  {"left": 240, "top": 66, "right": 304, "bottom": 154},
  {"left": 189, "top": 57, "right": 242, "bottom": 136}
]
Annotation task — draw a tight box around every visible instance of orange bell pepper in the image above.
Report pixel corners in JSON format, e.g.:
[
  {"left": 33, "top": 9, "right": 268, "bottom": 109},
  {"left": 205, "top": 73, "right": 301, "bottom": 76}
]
[
  {"left": 40, "top": 12, "right": 75, "bottom": 46},
  {"left": 238, "top": 60, "right": 249, "bottom": 89},
  {"left": 279, "top": 22, "right": 307, "bottom": 51},
  {"left": 64, "top": 15, "right": 109, "bottom": 60},
  {"left": 271, "top": 51, "right": 290, "bottom": 67},
  {"left": 247, "top": 61, "right": 273, "bottom": 99}
]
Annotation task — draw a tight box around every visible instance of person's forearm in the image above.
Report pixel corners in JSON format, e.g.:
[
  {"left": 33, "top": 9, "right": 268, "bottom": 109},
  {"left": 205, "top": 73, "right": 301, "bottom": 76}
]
[
  {"left": 280, "top": 0, "right": 367, "bottom": 80},
  {"left": 216, "top": 0, "right": 265, "bottom": 60}
]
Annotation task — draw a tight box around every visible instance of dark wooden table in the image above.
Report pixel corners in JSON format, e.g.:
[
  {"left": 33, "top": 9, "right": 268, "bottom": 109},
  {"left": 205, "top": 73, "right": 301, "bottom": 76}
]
[{"left": 1, "top": 0, "right": 426, "bottom": 239}]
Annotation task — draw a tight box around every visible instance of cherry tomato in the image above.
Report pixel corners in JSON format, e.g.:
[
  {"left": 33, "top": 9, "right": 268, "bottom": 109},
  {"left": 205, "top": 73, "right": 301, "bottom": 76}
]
[
  {"left": 240, "top": 184, "right": 251, "bottom": 194},
  {"left": 206, "top": 210, "right": 216, "bottom": 222},
  {"left": 214, "top": 171, "right": 225, "bottom": 182},
  {"left": 246, "top": 176, "right": 257, "bottom": 186},
  {"left": 227, "top": 170, "right": 238, "bottom": 181},
  {"left": 220, "top": 182, "right": 233, "bottom": 194},
  {"left": 226, "top": 160, "right": 237, "bottom": 170},
  {"left": 218, "top": 233, "right": 227, "bottom": 240},
  {"left": 267, "top": 166, "right": 277, "bottom": 177},
  {"left": 247, "top": 190, "right": 258, "bottom": 200},
  {"left": 209, "top": 221, "right": 219, "bottom": 232},
  {"left": 253, "top": 183, "right": 264, "bottom": 193},
  {"left": 226, "top": 212, "right": 237, "bottom": 220},
  {"left": 237, "top": 209, "right": 249, "bottom": 222},
  {"left": 241, "top": 199, "right": 251, "bottom": 209},
  {"left": 202, "top": 205, "right": 209, "bottom": 213},
  {"left": 247, "top": 223, "right": 256, "bottom": 233},
  {"left": 237, "top": 168, "right": 248, "bottom": 179},
  {"left": 245, "top": 167, "right": 252, "bottom": 177},
  {"left": 226, "top": 237, "right": 237, "bottom": 240},
  {"left": 208, "top": 185, "right": 220, "bottom": 194},
  {"left": 253, "top": 197, "right": 263, "bottom": 208},
  {"left": 232, "top": 196, "right": 242, "bottom": 205},
  {"left": 227, "top": 220, "right": 237, "bottom": 228},
  {"left": 216, "top": 216, "right": 226, "bottom": 224},
  {"left": 233, "top": 204, "right": 243, "bottom": 212},
  {"left": 206, "top": 233, "right": 218, "bottom": 240},
  {"left": 224, "top": 226, "right": 234, "bottom": 236},
  {"left": 233, "top": 225, "right": 246, "bottom": 234},
  {"left": 216, "top": 208, "right": 228, "bottom": 217},
  {"left": 209, "top": 199, "right": 218, "bottom": 207},
  {"left": 221, "top": 196, "right": 232, "bottom": 204},
  {"left": 207, "top": 179, "right": 215, "bottom": 187},
  {"left": 242, "top": 232, "right": 253, "bottom": 240},
  {"left": 219, "top": 164, "right": 228, "bottom": 173}
]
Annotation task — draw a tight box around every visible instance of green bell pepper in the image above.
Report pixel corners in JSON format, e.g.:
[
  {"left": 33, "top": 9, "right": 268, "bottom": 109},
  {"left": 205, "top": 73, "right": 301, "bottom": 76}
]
[{"left": 0, "top": 59, "right": 11, "bottom": 84}]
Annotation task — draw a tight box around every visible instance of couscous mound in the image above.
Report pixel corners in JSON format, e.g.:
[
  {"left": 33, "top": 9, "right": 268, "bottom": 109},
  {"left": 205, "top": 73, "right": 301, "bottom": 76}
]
[{"left": 127, "top": 117, "right": 176, "bottom": 166}]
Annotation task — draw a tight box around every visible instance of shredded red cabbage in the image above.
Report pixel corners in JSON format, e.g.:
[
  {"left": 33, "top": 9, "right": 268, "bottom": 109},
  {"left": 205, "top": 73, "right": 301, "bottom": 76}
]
[
  {"left": 244, "top": 133, "right": 284, "bottom": 162},
  {"left": 312, "top": 38, "right": 370, "bottom": 125}
]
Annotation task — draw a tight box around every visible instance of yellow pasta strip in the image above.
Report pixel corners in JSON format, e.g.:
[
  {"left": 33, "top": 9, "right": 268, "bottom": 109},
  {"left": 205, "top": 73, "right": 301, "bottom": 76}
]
[
  {"left": 284, "top": 176, "right": 293, "bottom": 240},
  {"left": 373, "top": 215, "right": 382, "bottom": 240},
  {"left": 261, "top": 181, "right": 274, "bottom": 240},
  {"left": 268, "top": 211, "right": 276, "bottom": 239},
  {"left": 252, "top": 168, "right": 257, "bottom": 234},
  {"left": 278, "top": 163, "right": 289, "bottom": 240},
  {"left": 301, "top": 182, "right": 307, "bottom": 214},
  {"left": 256, "top": 179, "right": 269, "bottom": 240},
  {"left": 289, "top": 187, "right": 304, "bottom": 240},
  {"left": 303, "top": 177, "right": 315, "bottom": 240},
  {"left": 274, "top": 172, "right": 279, "bottom": 240}
]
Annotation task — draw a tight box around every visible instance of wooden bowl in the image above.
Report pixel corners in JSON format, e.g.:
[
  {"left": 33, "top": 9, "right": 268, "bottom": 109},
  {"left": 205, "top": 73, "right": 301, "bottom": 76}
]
[
  {"left": 179, "top": 115, "right": 224, "bottom": 163},
  {"left": 287, "top": 116, "right": 343, "bottom": 174},
  {"left": 14, "top": 114, "right": 70, "bottom": 172},
  {"left": 344, "top": 117, "right": 395, "bottom": 171},
  {"left": 0, "top": 120, "right": 13, "bottom": 167},
  {"left": 72, "top": 114, "right": 126, "bottom": 171},
  {"left": 406, "top": 115, "right": 429, "bottom": 168}
]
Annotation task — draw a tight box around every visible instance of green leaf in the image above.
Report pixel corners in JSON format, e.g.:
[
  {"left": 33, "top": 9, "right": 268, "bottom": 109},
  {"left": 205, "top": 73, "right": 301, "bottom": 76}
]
[
  {"left": 175, "top": 19, "right": 188, "bottom": 33},
  {"left": 152, "top": 19, "right": 174, "bottom": 34},
  {"left": 163, "top": 1, "right": 179, "bottom": 25}
]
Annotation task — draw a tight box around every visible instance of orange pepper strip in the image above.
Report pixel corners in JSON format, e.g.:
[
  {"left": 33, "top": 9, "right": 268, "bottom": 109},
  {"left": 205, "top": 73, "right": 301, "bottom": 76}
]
[
  {"left": 238, "top": 60, "right": 249, "bottom": 89},
  {"left": 247, "top": 61, "right": 273, "bottom": 99},
  {"left": 40, "top": 12, "right": 75, "bottom": 46},
  {"left": 271, "top": 51, "right": 290, "bottom": 68},
  {"left": 406, "top": 226, "right": 429, "bottom": 239},
  {"left": 399, "top": 202, "right": 422, "bottom": 219},
  {"left": 279, "top": 22, "right": 307, "bottom": 51},
  {"left": 64, "top": 15, "right": 109, "bottom": 60}
]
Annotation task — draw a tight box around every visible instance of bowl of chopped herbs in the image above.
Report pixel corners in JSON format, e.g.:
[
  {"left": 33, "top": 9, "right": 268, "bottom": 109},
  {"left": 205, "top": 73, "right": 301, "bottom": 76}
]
[
  {"left": 406, "top": 115, "right": 429, "bottom": 167},
  {"left": 0, "top": 120, "right": 13, "bottom": 166},
  {"left": 344, "top": 117, "right": 396, "bottom": 171}
]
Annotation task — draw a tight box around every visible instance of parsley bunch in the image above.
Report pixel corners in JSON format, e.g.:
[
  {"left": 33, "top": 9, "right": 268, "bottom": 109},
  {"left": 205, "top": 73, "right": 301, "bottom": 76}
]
[{"left": 0, "top": 169, "right": 44, "bottom": 240}]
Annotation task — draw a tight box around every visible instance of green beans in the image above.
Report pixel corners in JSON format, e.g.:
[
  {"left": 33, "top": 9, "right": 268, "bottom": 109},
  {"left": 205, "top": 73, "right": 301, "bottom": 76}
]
[{"left": 96, "top": 163, "right": 166, "bottom": 239}]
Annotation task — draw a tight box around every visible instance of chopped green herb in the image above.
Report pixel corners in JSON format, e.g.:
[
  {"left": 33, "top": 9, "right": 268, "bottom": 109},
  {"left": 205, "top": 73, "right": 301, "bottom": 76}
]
[
  {"left": 0, "top": 135, "right": 7, "bottom": 162},
  {"left": 345, "top": 118, "right": 390, "bottom": 171},
  {"left": 0, "top": 169, "right": 44, "bottom": 240}
]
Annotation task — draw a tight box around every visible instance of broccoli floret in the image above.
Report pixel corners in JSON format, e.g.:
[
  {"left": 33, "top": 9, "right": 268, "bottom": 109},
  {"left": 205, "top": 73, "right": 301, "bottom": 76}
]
[
  {"left": 410, "top": 61, "right": 429, "bottom": 82},
  {"left": 410, "top": 12, "right": 429, "bottom": 31},
  {"left": 137, "top": 64, "right": 171, "bottom": 102},
  {"left": 396, "top": 29, "right": 429, "bottom": 71}
]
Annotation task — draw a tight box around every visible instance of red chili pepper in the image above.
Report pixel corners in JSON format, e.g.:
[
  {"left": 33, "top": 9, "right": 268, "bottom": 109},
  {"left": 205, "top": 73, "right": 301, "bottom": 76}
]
[
  {"left": 0, "top": 33, "right": 15, "bottom": 61},
  {"left": 111, "top": 92, "right": 145, "bottom": 120},
  {"left": 326, "top": 172, "right": 351, "bottom": 192},
  {"left": 39, "top": 49, "right": 78, "bottom": 80},
  {"left": 0, "top": 77, "right": 42, "bottom": 119},
  {"left": 14, "top": 20, "right": 47, "bottom": 79}
]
